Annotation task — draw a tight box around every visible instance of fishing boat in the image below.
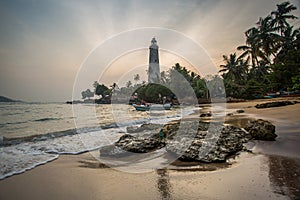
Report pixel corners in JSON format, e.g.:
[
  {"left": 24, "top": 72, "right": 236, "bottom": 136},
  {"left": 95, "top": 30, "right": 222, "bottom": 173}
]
[
  {"left": 133, "top": 103, "right": 171, "bottom": 111},
  {"left": 132, "top": 104, "right": 151, "bottom": 111}
]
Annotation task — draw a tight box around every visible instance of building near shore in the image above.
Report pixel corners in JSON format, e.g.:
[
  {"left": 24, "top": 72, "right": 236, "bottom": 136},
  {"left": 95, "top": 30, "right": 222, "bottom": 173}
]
[{"left": 148, "top": 37, "right": 161, "bottom": 83}]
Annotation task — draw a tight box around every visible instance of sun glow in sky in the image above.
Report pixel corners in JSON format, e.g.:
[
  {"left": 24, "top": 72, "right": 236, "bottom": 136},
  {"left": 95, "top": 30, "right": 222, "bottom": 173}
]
[{"left": 0, "top": 0, "right": 299, "bottom": 101}]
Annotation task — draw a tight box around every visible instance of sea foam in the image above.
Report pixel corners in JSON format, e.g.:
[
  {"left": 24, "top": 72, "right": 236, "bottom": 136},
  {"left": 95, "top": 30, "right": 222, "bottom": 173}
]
[{"left": 0, "top": 106, "right": 198, "bottom": 179}]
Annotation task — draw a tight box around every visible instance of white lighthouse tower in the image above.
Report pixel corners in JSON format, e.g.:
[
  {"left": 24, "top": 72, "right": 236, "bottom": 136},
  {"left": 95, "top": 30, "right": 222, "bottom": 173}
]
[{"left": 148, "top": 37, "right": 160, "bottom": 83}]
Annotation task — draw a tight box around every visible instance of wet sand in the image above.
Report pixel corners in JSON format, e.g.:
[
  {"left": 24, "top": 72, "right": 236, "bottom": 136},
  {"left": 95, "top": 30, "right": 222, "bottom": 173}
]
[
  {"left": 226, "top": 98, "right": 300, "bottom": 159},
  {"left": 0, "top": 152, "right": 295, "bottom": 200},
  {"left": 0, "top": 98, "right": 299, "bottom": 200}
]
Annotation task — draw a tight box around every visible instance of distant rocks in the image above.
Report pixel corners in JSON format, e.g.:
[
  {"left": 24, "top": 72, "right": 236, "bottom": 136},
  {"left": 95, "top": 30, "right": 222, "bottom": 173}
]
[
  {"left": 245, "top": 119, "right": 277, "bottom": 141},
  {"left": 255, "top": 101, "right": 296, "bottom": 109},
  {"left": 0, "top": 96, "right": 21, "bottom": 103},
  {"left": 66, "top": 99, "right": 95, "bottom": 104},
  {"left": 100, "top": 118, "right": 277, "bottom": 163}
]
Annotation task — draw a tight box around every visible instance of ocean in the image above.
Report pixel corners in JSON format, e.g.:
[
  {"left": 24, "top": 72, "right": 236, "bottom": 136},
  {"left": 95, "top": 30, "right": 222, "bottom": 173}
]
[{"left": 0, "top": 102, "right": 197, "bottom": 179}]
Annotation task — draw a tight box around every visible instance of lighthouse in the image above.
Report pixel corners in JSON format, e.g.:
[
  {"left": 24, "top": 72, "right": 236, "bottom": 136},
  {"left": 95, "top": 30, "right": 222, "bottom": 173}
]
[{"left": 148, "top": 37, "right": 161, "bottom": 83}]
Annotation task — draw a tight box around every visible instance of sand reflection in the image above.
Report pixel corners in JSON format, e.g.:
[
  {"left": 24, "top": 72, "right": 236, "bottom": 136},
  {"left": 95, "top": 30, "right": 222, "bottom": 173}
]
[
  {"left": 268, "top": 155, "right": 300, "bottom": 199},
  {"left": 157, "top": 169, "right": 172, "bottom": 199}
]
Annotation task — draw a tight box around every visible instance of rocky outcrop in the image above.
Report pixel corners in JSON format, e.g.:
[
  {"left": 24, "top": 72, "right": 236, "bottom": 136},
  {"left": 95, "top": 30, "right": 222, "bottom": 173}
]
[
  {"left": 255, "top": 101, "right": 296, "bottom": 109},
  {"left": 115, "top": 134, "right": 165, "bottom": 153},
  {"left": 245, "top": 119, "right": 277, "bottom": 140},
  {"left": 165, "top": 122, "right": 251, "bottom": 162},
  {"left": 100, "top": 119, "right": 277, "bottom": 163},
  {"left": 100, "top": 123, "right": 166, "bottom": 157}
]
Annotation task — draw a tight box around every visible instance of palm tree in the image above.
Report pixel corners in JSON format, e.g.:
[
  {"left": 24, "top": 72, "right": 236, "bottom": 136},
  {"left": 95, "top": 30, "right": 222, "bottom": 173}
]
[
  {"left": 219, "top": 53, "right": 248, "bottom": 85},
  {"left": 93, "top": 81, "right": 100, "bottom": 90},
  {"left": 109, "top": 82, "right": 119, "bottom": 94},
  {"left": 237, "top": 27, "right": 262, "bottom": 67},
  {"left": 271, "top": 25, "right": 300, "bottom": 91},
  {"left": 255, "top": 16, "right": 282, "bottom": 60},
  {"left": 282, "top": 26, "right": 300, "bottom": 48},
  {"left": 126, "top": 80, "right": 132, "bottom": 88},
  {"left": 271, "top": 1, "right": 298, "bottom": 35},
  {"left": 133, "top": 74, "right": 140, "bottom": 85},
  {"left": 238, "top": 16, "right": 282, "bottom": 66},
  {"left": 219, "top": 53, "right": 239, "bottom": 75}
]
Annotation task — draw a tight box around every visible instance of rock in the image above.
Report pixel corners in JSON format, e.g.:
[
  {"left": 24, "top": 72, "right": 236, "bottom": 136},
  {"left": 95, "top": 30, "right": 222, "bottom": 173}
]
[
  {"left": 100, "top": 144, "right": 130, "bottom": 157},
  {"left": 100, "top": 118, "right": 277, "bottom": 163},
  {"left": 126, "top": 123, "right": 162, "bottom": 133},
  {"left": 166, "top": 123, "right": 252, "bottom": 162},
  {"left": 245, "top": 119, "right": 277, "bottom": 140},
  {"left": 161, "top": 120, "right": 202, "bottom": 139},
  {"left": 103, "top": 121, "right": 253, "bottom": 162},
  {"left": 236, "top": 109, "right": 245, "bottom": 113},
  {"left": 114, "top": 134, "right": 165, "bottom": 153},
  {"left": 255, "top": 101, "right": 294, "bottom": 109},
  {"left": 200, "top": 112, "right": 212, "bottom": 117}
]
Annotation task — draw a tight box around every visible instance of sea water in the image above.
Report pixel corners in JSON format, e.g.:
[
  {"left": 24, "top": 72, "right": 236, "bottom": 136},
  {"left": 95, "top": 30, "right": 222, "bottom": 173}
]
[{"left": 0, "top": 102, "right": 197, "bottom": 179}]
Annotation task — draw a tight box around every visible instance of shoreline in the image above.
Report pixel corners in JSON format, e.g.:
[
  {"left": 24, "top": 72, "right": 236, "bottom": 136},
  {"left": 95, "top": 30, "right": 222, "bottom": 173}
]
[{"left": 0, "top": 98, "right": 299, "bottom": 199}]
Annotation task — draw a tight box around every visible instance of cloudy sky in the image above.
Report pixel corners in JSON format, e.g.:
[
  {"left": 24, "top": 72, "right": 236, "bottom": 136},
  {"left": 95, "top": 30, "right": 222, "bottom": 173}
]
[{"left": 0, "top": 0, "right": 299, "bottom": 102}]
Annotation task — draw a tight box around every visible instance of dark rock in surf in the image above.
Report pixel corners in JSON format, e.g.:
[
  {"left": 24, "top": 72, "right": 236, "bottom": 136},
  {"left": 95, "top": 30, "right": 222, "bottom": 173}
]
[
  {"left": 200, "top": 112, "right": 212, "bottom": 117},
  {"left": 255, "top": 101, "right": 295, "bottom": 109},
  {"left": 245, "top": 119, "right": 277, "bottom": 141}
]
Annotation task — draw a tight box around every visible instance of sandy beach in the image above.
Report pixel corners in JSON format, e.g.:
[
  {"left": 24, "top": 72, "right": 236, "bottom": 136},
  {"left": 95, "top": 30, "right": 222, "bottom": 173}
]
[{"left": 0, "top": 98, "right": 299, "bottom": 200}]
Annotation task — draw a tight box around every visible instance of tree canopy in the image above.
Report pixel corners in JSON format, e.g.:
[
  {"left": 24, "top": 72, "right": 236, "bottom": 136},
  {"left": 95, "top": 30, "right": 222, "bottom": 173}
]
[{"left": 220, "top": 1, "right": 300, "bottom": 98}]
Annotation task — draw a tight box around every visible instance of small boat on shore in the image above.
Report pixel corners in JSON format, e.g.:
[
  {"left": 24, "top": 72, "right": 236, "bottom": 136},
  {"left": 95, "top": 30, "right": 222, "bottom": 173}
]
[{"left": 133, "top": 103, "right": 172, "bottom": 111}]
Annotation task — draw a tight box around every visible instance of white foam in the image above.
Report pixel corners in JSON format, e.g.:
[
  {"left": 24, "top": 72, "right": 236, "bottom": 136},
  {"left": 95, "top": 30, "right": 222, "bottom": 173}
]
[
  {"left": 0, "top": 128, "right": 123, "bottom": 179},
  {"left": 0, "top": 106, "right": 198, "bottom": 179},
  {"left": 0, "top": 145, "right": 59, "bottom": 180}
]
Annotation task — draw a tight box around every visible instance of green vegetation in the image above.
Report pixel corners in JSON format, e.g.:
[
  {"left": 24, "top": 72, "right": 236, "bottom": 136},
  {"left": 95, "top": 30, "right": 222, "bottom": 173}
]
[
  {"left": 134, "top": 83, "right": 174, "bottom": 103},
  {"left": 81, "top": 89, "right": 94, "bottom": 100},
  {"left": 220, "top": 1, "right": 300, "bottom": 98},
  {"left": 82, "top": 63, "right": 210, "bottom": 104}
]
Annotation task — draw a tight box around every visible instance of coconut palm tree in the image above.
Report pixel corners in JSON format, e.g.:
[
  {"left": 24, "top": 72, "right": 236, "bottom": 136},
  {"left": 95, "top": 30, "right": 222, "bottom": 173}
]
[
  {"left": 238, "top": 16, "right": 282, "bottom": 67},
  {"left": 255, "top": 16, "right": 282, "bottom": 60},
  {"left": 271, "top": 1, "right": 298, "bottom": 35},
  {"left": 219, "top": 53, "right": 248, "bottom": 85},
  {"left": 133, "top": 74, "right": 140, "bottom": 85},
  {"left": 126, "top": 80, "right": 132, "bottom": 88},
  {"left": 271, "top": 25, "right": 300, "bottom": 91},
  {"left": 282, "top": 26, "right": 300, "bottom": 49},
  {"left": 237, "top": 27, "right": 262, "bottom": 67},
  {"left": 219, "top": 53, "right": 239, "bottom": 76},
  {"left": 109, "top": 82, "right": 119, "bottom": 94}
]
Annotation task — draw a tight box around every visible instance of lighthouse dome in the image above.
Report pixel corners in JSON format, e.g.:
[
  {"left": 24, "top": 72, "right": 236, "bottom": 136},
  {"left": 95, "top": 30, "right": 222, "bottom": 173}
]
[{"left": 149, "top": 37, "right": 159, "bottom": 49}]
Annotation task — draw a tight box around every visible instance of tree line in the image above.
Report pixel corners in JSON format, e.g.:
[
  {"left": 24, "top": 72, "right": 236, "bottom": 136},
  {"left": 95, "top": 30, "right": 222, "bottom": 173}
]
[{"left": 219, "top": 1, "right": 300, "bottom": 99}]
